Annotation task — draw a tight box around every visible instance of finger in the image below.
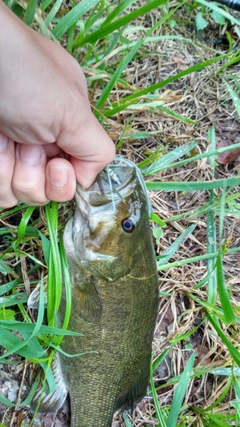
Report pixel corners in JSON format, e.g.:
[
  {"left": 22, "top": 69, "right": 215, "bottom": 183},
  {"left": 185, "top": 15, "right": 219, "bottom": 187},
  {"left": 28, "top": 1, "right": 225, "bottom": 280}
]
[
  {"left": 12, "top": 144, "right": 49, "bottom": 205},
  {"left": 45, "top": 158, "right": 76, "bottom": 202},
  {"left": 43, "top": 143, "right": 64, "bottom": 159},
  {"left": 58, "top": 112, "right": 115, "bottom": 188},
  {"left": 0, "top": 133, "right": 18, "bottom": 208}
]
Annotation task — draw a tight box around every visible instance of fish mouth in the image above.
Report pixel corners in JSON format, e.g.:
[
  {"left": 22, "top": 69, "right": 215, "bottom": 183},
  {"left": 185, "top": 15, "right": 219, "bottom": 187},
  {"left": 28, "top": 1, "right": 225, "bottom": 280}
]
[
  {"left": 75, "top": 156, "right": 151, "bottom": 216},
  {"left": 76, "top": 157, "right": 137, "bottom": 207}
]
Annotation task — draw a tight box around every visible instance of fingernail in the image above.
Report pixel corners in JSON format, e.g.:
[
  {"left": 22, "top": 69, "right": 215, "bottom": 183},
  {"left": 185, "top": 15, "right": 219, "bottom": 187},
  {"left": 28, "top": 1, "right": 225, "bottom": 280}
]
[
  {"left": 49, "top": 166, "right": 68, "bottom": 187},
  {"left": 0, "top": 134, "right": 9, "bottom": 153},
  {"left": 18, "top": 145, "right": 43, "bottom": 165}
]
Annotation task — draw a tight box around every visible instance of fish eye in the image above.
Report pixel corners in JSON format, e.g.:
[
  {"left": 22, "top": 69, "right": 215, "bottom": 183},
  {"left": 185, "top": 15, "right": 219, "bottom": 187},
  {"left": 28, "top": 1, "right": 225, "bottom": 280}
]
[{"left": 121, "top": 218, "right": 135, "bottom": 233}]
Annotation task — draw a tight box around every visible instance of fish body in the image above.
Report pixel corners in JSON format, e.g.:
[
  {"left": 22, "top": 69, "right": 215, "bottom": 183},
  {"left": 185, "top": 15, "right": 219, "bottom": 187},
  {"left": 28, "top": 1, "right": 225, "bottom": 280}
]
[{"left": 32, "top": 158, "right": 159, "bottom": 426}]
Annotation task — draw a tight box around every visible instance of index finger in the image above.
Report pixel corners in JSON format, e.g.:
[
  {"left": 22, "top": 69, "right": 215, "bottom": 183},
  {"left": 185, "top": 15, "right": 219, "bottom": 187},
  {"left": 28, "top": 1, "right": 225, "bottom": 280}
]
[{"left": 58, "top": 111, "right": 115, "bottom": 188}]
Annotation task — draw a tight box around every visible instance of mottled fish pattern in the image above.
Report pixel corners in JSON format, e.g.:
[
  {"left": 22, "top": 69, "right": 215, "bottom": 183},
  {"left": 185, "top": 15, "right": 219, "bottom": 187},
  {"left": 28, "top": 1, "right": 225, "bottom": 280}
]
[{"left": 31, "top": 157, "right": 159, "bottom": 427}]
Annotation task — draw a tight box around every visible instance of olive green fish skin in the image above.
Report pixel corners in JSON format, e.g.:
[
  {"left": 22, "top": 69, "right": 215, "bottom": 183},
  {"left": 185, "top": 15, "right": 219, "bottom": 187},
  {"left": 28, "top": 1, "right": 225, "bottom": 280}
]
[{"left": 60, "top": 163, "right": 159, "bottom": 427}]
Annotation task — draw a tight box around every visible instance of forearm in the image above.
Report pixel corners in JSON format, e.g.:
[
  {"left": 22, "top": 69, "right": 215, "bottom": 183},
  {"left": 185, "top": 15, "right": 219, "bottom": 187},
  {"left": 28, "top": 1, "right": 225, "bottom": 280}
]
[
  {"left": 0, "top": 1, "right": 30, "bottom": 53},
  {"left": 0, "top": 2, "right": 35, "bottom": 113},
  {"left": 0, "top": 1, "right": 60, "bottom": 143}
]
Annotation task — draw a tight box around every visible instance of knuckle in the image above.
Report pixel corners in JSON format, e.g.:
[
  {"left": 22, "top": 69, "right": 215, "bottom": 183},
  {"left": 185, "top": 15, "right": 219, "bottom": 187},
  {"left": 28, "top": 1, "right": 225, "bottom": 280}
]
[
  {"left": 13, "top": 179, "right": 38, "bottom": 194},
  {"left": 12, "top": 185, "right": 49, "bottom": 205}
]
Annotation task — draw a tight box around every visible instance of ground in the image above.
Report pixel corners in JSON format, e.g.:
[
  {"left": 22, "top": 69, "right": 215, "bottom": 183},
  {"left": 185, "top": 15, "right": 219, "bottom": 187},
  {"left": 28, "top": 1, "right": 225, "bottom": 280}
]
[{"left": 1, "top": 2, "right": 240, "bottom": 427}]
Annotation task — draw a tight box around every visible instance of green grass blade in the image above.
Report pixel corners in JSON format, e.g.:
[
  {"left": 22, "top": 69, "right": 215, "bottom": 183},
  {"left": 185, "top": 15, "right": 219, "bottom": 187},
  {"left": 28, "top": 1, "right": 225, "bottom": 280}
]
[
  {"left": 122, "top": 412, "right": 134, "bottom": 427},
  {"left": 0, "top": 280, "right": 45, "bottom": 358},
  {"left": 103, "top": 53, "right": 227, "bottom": 116},
  {"left": 0, "top": 320, "right": 81, "bottom": 336},
  {"left": 207, "top": 314, "right": 240, "bottom": 366},
  {"left": 150, "top": 358, "right": 167, "bottom": 426},
  {"left": 146, "top": 141, "right": 240, "bottom": 173},
  {"left": 24, "top": 0, "right": 38, "bottom": 26},
  {"left": 211, "top": 368, "right": 240, "bottom": 376},
  {"left": 153, "top": 347, "right": 172, "bottom": 371},
  {"left": 0, "top": 328, "right": 45, "bottom": 360},
  {"left": 41, "top": 0, "right": 53, "bottom": 11},
  {"left": 95, "top": 39, "right": 143, "bottom": 110},
  {"left": 78, "top": 0, "right": 169, "bottom": 47},
  {"left": 216, "top": 253, "right": 235, "bottom": 324},
  {"left": 59, "top": 232, "right": 72, "bottom": 331},
  {"left": 205, "top": 376, "right": 232, "bottom": 411},
  {"left": 15, "top": 249, "right": 46, "bottom": 268},
  {"left": 0, "top": 259, "right": 17, "bottom": 276},
  {"left": 16, "top": 373, "right": 40, "bottom": 407},
  {"left": 224, "top": 80, "right": 240, "bottom": 117},
  {"left": 45, "top": 202, "right": 62, "bottom": 326},
  {"left": 150, "top": 103, "right": 197, "bottom": 124},
  {"left": 0, "top": 204, "right": 28, "bottom": 219},
  {"left": 166, "top": 352, "right": 195, "bottom": 427},
  {"left": 146, "top": 177, "right": 240, "bottom": 191},
  {"left": 150, "top": 212, "right": 166, "bottom": 227},
  {"left": 230, "top": 74, "right": 240, "bottom": 91},
  {"left": 0, "top": 279, "right": 19, "bottom": 296},
  {"left": 233, "top": 375, "right": 240, "bottom": 399},
  {"left": 52, "top": 0, "right": 101, "bottom": 40},
  {"left": 157, "top": 246, "right": 240, "bottom": 271},
  {"left": 0, "top": 393, "right": 15, "bottom": 407},
  {"left": 158, "top": 224, "right": 197, "bottom": 267},
  {"left": 0, "top": 292, "right": 28, "bottom": 308},
  {"left": 142, "top": 142, "right": 196, "bottom": 175},
  {"left": 207, "top": 198, "right": 217, "bottom": 305},
  {"left": 17, "top": 225, "right": 50, "bottom": 265},
  {"left": 196, "top": 0, "right": 240, "bottom": 26},
  {"left": 15, "top": 206, "right": 36, "bottom": 245},
  {"left": 207, "top": 127, "right": 217, "bottom": 305},
  {"left": 72, "top": 2, "right": 106, "bottom": 49},
  {"left": 103, "top": 0, "right": 138, "bottom": 26},
  {"left": 44, "top": 0, "right": 64, "bottom": 26},
  {"left": 95, "top": 4, "right": 182, "bottom": 111},
  {"left": 170, "top": 324, "right": 200, "bottom": 344},
  {"left": 217, "top": 184, "right": 235, "bottom": 324},
  {"left": 36, "top": 230, "right": 50, "bottom": 266}
]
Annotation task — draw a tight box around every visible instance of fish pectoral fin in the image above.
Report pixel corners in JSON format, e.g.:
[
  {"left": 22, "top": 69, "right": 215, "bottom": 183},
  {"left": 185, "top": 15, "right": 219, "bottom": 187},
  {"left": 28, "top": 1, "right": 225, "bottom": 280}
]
[
  {"left": 31, "top": 356, "right": 68, "bottom": 414},
  {"left": 75, "top": 274, "right": 102, "bottom": 323},
  {"left": 90, "top": 257, "right": 131, "bottom": 281},
  {"left": 31, "top": 384, "right": 67, "bottom": 414},
  {"left": 66, "top": 255, "right": 102, "bottom": 323}
]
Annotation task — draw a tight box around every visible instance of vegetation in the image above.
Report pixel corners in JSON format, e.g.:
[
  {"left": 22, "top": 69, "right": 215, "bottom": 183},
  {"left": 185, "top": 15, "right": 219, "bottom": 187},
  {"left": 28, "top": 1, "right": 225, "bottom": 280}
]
[{"left": 0, "top": 0, "right": 240, "bottom": 426}]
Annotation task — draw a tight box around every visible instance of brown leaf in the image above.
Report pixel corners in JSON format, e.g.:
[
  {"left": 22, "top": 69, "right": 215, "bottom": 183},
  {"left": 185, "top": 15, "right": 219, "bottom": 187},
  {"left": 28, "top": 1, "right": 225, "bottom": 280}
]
[{"left": 217, "top": 140, "right": 240, "bottom": 164}]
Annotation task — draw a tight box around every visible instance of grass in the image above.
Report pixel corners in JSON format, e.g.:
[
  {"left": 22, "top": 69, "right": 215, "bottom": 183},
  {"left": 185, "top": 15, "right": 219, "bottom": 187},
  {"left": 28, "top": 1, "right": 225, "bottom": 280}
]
[{"left": 1, "top": 0, "right": 240, "bottom": 426}]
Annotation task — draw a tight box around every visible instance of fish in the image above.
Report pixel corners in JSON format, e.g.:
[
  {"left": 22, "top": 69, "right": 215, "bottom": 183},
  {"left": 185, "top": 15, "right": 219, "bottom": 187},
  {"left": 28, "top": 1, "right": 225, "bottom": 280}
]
[{"left": 31, "top": 157, "right": 159, "bottom": 427}]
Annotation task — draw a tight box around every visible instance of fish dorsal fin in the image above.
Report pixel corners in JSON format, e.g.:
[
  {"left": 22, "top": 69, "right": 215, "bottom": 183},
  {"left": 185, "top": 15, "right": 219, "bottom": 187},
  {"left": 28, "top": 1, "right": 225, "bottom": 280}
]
[{"left": 30, "top": 355, "right": 67, "bottom": 414}]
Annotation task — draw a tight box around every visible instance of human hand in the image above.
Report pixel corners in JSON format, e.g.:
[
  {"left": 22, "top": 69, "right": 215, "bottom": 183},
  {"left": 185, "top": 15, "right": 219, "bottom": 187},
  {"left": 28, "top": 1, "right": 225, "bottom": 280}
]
[{"left": 0, "top": 2, "right": 115, "bottom": 208}]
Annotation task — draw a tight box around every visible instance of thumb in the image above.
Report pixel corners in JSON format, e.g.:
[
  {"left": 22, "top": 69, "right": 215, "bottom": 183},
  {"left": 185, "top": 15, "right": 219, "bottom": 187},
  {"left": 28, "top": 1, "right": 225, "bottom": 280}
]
[{"left": 57, "top": 111, "right": 115, "bottom": 188}]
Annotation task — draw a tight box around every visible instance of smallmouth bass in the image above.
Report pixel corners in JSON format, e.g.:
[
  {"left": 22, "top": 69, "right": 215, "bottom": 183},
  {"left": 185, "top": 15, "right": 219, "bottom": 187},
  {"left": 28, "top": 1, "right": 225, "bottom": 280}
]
[{"left": 32, "top": 157, "right": 159, "bottom": 426}]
